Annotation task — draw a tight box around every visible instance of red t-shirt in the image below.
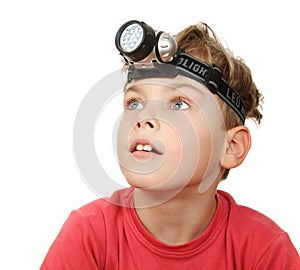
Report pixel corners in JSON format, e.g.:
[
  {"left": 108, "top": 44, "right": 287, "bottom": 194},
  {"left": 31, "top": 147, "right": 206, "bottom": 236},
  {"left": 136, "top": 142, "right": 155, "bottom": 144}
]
[{"left": 41, "top": 188, "right": 300, "bottom": 269}]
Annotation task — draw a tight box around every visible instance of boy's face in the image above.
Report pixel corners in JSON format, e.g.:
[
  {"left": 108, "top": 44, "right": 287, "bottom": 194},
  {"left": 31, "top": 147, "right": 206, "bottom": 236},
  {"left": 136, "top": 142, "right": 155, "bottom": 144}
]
[{"left": 117, "top": 76, "right": 226, "bottom": 197}]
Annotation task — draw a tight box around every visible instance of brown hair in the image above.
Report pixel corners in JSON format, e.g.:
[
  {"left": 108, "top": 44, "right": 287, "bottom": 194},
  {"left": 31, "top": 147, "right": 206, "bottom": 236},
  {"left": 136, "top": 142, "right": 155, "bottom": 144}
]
[{"left": 175, "top": 22, "right": 263, "bottom": 128}]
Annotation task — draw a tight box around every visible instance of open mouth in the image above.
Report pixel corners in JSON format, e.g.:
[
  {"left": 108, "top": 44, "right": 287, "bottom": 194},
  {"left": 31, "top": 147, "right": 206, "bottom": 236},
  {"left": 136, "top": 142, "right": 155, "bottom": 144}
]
[{"left": 130, "top": 140, "right": 162, "bottom": 155}]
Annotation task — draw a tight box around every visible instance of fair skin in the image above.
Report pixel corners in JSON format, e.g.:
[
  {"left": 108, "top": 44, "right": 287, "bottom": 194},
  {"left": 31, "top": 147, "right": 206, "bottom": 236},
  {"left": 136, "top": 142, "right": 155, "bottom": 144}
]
[{"left": 118, "top": 81, "right": 251, "bottom": 245}]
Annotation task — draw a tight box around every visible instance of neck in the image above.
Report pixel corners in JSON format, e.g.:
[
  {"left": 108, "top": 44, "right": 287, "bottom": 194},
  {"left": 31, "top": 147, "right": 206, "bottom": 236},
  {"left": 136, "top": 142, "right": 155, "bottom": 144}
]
[{"left": 134, "top": 183, "right": 218, "bottom": 245}]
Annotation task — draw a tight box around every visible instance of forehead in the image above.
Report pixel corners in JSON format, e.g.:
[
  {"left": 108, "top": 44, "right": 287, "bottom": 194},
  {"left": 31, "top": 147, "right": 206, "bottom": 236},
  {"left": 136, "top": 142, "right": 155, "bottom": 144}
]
[
  {"left": 124, "top": 75, "right": 209, "bottom": 99},
  {"left": 125, "top": 84, "right": 181, "bottom": 96},
  {"left": 125, "top": 75, "right": 203, "bottom": 90}
]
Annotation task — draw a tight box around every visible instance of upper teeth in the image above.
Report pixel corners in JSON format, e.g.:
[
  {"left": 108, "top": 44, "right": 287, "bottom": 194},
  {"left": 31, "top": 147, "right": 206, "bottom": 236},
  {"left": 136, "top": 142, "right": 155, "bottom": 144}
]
[{"left": 136, "top": 144, "right": 152, "bottom": 152}]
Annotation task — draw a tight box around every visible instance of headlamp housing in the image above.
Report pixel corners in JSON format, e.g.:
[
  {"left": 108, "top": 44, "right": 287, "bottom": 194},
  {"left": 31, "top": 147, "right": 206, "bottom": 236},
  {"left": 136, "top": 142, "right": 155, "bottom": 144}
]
[{"left": 115, "top": 20, "right": 178, "bottom": 63}]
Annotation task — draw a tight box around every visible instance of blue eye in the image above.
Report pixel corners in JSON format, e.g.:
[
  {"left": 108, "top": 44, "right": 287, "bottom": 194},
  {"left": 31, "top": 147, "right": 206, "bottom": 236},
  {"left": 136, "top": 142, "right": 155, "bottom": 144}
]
[
  {"left": 171, "top": 99, "right": 190, "bottom": 110},
  {"left": 127, "top": 99, "right": 144, "bottom": 110}
]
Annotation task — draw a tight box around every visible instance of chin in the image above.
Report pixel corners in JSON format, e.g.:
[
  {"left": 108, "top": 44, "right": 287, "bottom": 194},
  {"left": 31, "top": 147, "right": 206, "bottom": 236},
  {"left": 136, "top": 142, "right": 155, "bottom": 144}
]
[{"left": 124, "top": 173, "right": 189, "bottom": 193}]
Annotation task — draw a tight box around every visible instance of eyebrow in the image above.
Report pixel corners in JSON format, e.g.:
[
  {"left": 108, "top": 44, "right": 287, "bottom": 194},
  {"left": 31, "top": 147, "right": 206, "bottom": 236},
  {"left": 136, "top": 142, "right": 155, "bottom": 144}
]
[{"left": 124, "top": 85, "right": 140, "bottom": 93}]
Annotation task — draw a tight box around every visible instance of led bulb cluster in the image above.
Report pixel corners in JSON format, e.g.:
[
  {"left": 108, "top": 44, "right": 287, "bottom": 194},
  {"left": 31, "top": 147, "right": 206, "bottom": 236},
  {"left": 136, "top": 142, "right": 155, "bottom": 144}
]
[{"left": 120, "top": 23, "right": 144, "bottom": 53}]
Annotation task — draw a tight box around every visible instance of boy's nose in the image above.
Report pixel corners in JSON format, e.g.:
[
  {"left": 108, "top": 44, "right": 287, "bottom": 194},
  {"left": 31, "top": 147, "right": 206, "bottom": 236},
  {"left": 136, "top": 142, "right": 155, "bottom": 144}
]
[{"left": 136, "top": 119, "right": 159, "bottom": 130}]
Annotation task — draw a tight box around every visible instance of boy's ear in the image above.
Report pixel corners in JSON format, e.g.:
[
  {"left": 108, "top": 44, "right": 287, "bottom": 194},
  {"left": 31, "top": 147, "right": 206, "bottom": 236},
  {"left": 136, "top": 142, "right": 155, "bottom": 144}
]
[{"left": 221, "top": 126, "right": 252, "bottom": 169}]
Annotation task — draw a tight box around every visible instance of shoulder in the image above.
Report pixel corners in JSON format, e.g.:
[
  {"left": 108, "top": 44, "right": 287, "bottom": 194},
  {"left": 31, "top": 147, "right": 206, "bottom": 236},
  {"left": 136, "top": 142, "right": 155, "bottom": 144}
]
[
  {"left": 217, "top": 190, "right": 300, "bottom": 268},
  {"left": 218, "top": 190, "right": 284, "bottom": 238},
  {"left": 40, "top": 188, "right": 134, "bottom": 269},
  {"left": 217, "top": 190, "right": 284, "bottom": 236},
  {"left": 74, "top": 187, "right": 134, "bottom": 223},
  {"left": 53, "top": 187, "right": 133, "bottom": 243}
]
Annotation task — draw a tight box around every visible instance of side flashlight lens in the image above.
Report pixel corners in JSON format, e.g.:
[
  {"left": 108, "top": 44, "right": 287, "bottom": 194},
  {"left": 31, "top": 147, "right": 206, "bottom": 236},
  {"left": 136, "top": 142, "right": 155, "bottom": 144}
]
[{"left": 120, "top": 23, "right": 144, "bottom": 53}]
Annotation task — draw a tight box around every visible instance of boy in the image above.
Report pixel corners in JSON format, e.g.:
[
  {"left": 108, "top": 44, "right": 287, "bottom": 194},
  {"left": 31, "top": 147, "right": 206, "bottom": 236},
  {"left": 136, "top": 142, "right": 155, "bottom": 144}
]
[{"left": 41, "top": 20, "right": 300, "bottom": 269}]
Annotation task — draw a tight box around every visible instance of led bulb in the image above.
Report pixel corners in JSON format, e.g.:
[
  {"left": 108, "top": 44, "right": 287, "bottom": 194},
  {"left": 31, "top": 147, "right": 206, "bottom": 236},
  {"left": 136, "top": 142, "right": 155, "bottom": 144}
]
[{"left": 119, "top": 23, "right": 144, "bottom": 53}]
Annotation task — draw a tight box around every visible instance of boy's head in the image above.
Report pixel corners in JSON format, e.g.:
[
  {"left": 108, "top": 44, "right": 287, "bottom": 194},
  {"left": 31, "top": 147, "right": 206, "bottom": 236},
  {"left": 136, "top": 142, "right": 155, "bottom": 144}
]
[{"left": 115, "top": 20, "right": 263, "bottom": 200}]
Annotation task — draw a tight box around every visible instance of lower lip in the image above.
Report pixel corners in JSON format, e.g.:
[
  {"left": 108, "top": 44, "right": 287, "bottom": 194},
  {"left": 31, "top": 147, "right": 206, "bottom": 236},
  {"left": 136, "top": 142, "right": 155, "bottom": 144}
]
[{"left": 132, "top": 151, "right": 157, "bottom": 159}]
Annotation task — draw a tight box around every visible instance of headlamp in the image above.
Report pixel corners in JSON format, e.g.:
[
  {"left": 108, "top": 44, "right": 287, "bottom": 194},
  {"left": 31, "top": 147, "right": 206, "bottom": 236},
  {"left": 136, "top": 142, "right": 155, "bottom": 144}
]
[
  {"left": 115, "top": 20, "right": 178, "bottom": 63},
  {"left": 115, "top": 20, "right": 246, "bottom": 124}
]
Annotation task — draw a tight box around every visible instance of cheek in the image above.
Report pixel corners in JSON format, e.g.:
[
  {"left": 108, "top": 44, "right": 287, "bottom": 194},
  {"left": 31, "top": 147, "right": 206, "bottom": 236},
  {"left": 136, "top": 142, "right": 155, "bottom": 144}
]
[
  {"left": 187, "top": 110, "right": 227, "bottom": 190},
  {"left": 184, "top": 113, "right": 213, "bottom": 177},
  {"left": 195, "top": 119, "right": 212, "bottom": 158},
  {"left": 161, "top": 127, "right": 182, "bottom": 160}
]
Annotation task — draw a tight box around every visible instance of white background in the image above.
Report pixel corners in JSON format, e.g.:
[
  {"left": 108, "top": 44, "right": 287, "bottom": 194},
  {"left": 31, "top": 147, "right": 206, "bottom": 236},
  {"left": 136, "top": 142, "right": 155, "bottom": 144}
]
[{"left": 1, "top": 1, "right": 299, "bottom": 269}]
